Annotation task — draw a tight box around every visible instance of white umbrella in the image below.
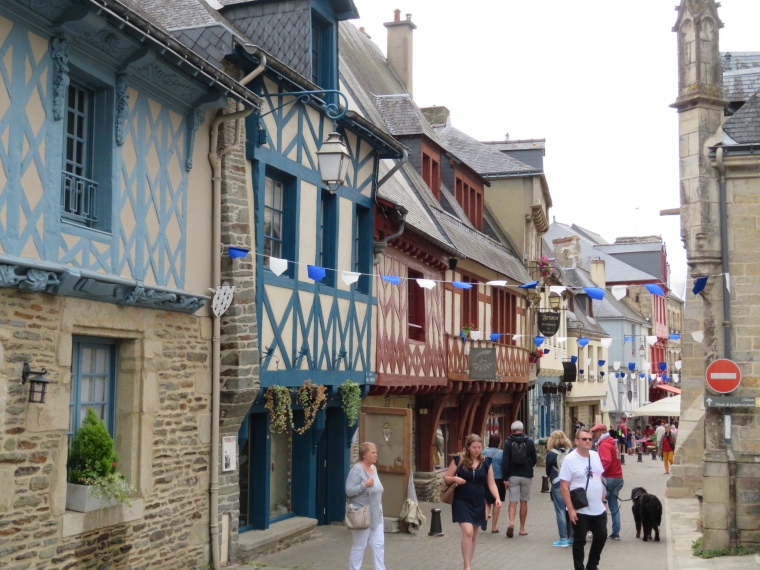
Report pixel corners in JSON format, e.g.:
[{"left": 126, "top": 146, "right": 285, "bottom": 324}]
[{"left": 632, "top": 395, "right": 681, "bottom": 417}]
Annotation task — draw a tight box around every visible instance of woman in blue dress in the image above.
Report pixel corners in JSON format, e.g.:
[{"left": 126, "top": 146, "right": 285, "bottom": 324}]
[{"left": 444, "top": 434, "right": 502, "bottom": 570}]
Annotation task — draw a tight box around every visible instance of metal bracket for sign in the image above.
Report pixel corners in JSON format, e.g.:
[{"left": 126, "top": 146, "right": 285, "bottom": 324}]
[{"left": 259, "top": 89, "right": 349, "bottom": 121}]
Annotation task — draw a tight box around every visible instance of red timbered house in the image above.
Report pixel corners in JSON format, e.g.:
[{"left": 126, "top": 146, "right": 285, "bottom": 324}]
[{"left": 340, "top": 17, "right": 542, "bottom": 501}]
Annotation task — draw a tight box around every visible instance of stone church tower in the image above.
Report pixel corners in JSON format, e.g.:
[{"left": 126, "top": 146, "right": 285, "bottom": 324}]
[{"left": 671, "top": 0, "right": 760, "bottom": 553}]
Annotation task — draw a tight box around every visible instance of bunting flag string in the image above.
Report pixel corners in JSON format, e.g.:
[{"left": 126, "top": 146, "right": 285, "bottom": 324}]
[
  {"left": 259, "top": 252, "right": 727, "bottom": 299},
  {"left": 255, "top": 252, "right": 712, "bottom": 346}
]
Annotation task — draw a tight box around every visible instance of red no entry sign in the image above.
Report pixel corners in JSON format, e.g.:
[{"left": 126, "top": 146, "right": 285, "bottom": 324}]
[{"left": 705, "top": 359, "right": 742, "bottom": 394}]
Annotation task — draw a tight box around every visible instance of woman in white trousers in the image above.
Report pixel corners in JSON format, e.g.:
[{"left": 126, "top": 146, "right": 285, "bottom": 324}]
[{"left": 346, "top": 442, "right": 385, "bottom": 569}]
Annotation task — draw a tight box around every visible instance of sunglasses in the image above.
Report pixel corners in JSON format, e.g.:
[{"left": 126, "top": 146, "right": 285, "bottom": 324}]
[{"left": 578, "top": 437, "right": 593, "bottom": 442}]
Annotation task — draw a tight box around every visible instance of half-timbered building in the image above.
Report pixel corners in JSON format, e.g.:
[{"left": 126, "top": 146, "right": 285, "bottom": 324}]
[
  {"left": 339, "top": 17, "right": 541, "bottom": 503},
  {"left": 0, "top": 0, "right": 260, "bottom": 567}
]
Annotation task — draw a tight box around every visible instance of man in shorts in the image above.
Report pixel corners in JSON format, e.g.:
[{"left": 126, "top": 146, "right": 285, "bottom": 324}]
[{"left": 501, "top": 421, "right": 537, "bottom": 537}]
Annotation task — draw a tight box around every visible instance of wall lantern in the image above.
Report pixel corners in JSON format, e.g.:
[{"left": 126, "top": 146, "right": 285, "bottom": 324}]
[
  {"left": 317, "top": 132, "right": 350, "bottom": 193},
  {"left": 549, "top": 292, "right": 562, "bottom": 311},
  {"left": 639, "top": 343, "right": 646, "bottom": 357},
  {"left": 22, "top": 361, "right": 51, "bottom": 404}
]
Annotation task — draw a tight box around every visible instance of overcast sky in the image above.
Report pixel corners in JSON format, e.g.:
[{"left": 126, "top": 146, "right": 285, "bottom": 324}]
[{"left": 352, "top": 1, "right": 760, "bottom": 297}]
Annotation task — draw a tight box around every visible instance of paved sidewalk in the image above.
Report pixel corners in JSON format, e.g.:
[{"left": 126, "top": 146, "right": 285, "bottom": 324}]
[{"left": 231, "top": 455, "right": 759, "bottom": 569}]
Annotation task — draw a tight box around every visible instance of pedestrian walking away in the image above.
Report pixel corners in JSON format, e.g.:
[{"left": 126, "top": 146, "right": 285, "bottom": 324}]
[
  {"left": 545, "top": 430, "right": 574, "bottom": 548},
  {"left": 501, "top": 420, "right": 537, "bottom": 538},
  {"left": 482, "top": 433, "right": 505, "bottom": 533},
  {"left": 561, "top": 428, "right": 608, "bottom": 570},
  {"left": 661, "top": 425, "right": 676, "bottom": 474},
  {"left": 593, "top": 426, "right": 624, "bottom": 540},
  {"left": 444, "top": 434, "right": 502, "bottom": 570},
  {"left": 346, "top": 442, "right": 385, "bottom": 570}
]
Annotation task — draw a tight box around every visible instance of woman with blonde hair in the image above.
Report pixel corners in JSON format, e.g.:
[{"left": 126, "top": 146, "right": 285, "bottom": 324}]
[
  {"left": 444, "top": 434, "right": 502, "bottom": 570},
  {"left": 546, "top": 430, "right": 574, "bottom": 548},
  {"left": 346, "top": 442, "right": 385, "bottom": 570}
]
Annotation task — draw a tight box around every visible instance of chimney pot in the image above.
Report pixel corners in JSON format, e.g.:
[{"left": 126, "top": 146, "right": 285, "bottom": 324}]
[
  {"left": 394, "top": 9, "right": 400, "bottom": 22},
  {"left": 406, "top": 13, "right": 412, "bottom": 20}
]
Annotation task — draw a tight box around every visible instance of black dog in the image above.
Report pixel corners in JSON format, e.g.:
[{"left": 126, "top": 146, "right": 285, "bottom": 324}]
[{"left": 631, "top": 487, "right": 662, "bottom": 541}]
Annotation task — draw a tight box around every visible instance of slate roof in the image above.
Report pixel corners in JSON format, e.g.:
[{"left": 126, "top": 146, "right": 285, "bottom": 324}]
[
  {"left": 215, "top": 0, "right": 358, "bottom": 19},
  {"left": 434, "top": 210, "right": 530, "bottom": 283},
  {"left": 546, "top": 223, "right": 658, "bottom": 284},
  {"left": 375, "top": 95, "right": 443, "bottom": 141},
  {"left": 376, "top": 160, "right": 453, "bottom": 251},
  {"left": 547, "top": 263, "right": 609, "bottom": 337},
  {"left": 595, "top": 242, "right": 663, "bottom": 254},
  {"left": 482, "top": 140, "right": 546, "bottom": 152},
  {"left": 433, "top": 126, "right": 538, "bottom": 177},
  {"left": 721, "top": 52, "right": 760, "bottom": 103},
  {"left": 723, "top": 90, "right": 760, "bottom": 144}
]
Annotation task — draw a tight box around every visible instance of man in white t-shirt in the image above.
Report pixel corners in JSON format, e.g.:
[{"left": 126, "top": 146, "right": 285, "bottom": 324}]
[{"left": 560, "top": 428, "right": 607, "bottom": 570}]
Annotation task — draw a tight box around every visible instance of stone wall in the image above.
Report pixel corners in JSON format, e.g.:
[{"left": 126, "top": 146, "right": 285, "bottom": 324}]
[
  {"left": 214, "top": 79, "right": 260, "bottom": 563},
  {"left": 0, "top": 290, "right": 215, "bottom": 569}
]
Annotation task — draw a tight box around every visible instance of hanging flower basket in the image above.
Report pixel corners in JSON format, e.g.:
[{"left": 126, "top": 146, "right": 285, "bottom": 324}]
[{"left": 529, "top": 356, "right": 539, "bottom": 364}]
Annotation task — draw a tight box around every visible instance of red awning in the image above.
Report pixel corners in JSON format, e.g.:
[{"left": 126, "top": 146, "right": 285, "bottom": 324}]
[{"left": 656, "top": 384, "right": 681, "bottom": 394}]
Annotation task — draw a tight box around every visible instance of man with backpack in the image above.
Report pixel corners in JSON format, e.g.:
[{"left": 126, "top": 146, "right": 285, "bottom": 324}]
[{"left": 501, "top": 421, "right": 537, "bottom": 538}]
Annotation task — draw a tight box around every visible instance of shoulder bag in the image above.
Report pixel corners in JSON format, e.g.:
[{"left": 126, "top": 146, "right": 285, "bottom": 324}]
[
  {"left": 440, "top": 455, "right": 461, "bottom": 505},
  {"left": 345, "top": 468, "right": 371, "bottom": 530},
  {"left": 569, "top": 454, "right": 591, "bottom": 510}
]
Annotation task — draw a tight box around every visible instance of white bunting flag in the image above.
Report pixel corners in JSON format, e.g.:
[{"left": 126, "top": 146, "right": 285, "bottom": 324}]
[
  {"left": 341, "top": 271, "right": 361, "bottom": 285},
  {"left": 613, "top": 362, "right": 620, "bottom": 371},
  {"left": 646, "top": 335, "right": 658, "bottom": 346},
  {"left": 513, "top": 335, "right": 522, "bottom": 341},
  {"left": 692, "top": 331, "right": 704, "bottom": 343},
  {"left": 417, "top": 279, "right": 436, "bottom": 289},
  {"left": 550, "top": 286, "right": 566, "bottom": 295},
  {"left": 269, "top": 257, "right": 288, "bottom": 276},
  {"left": 611, "top": 285, "right": 627, "bottom": 300},
  {"left": 600, "top": 338, "right": 613, "bottom": 348},
  {"left": 725, "top": 273, "right": 731, "bottom": 293},
  {"left": 486, "top": 280, "right": 507, "bottom": 287}
]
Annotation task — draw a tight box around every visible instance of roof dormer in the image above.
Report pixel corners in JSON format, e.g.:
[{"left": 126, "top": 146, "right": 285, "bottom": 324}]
[{"left": 220, "top": 0, "right": 358, "bottom": 90}]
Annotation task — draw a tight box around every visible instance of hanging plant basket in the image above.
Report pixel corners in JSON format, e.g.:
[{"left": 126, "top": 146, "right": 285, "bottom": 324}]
[
  {"left": 294, "top": 380, "right": 327, "bottom": 435},
  {"left": 340, "top": 380, "right": 362, "bottom": 427},
  {"left": 264, "top": 385, "right": 294, "bottom": 434}
]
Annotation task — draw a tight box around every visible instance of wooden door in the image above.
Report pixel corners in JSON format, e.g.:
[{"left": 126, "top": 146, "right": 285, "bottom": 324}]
[{"left": 359, "top": 407, "right": 412, "bottom": 517}]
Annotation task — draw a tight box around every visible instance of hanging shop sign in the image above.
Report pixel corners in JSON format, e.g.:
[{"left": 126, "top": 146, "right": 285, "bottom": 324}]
[
  {"left": 537, "top": 310, "right": 560, "bottom": 337},
  {"left": 469, "top": 348, "right": 497, "bottom": 381}
]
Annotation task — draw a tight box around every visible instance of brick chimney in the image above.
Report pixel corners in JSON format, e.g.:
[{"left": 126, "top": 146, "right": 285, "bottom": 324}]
[
  {"left": 384, "top": 9, "right": 416, "bottom": 95},
  {"left": 590, "top": 259, "right": 606, "bottom": 289},
  {"left": 553, "top": 236, "right": 581, "bottom": 269}
]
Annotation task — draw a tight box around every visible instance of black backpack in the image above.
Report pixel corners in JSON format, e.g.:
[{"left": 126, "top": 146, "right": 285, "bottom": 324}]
[{"left": 510, "top": 439, "right": 529, "bottom": 465}]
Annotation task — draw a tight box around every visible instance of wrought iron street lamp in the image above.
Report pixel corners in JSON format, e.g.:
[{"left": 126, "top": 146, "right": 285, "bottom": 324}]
[{"left": 317, "top": 132, "right": 350, "bottom": 193}]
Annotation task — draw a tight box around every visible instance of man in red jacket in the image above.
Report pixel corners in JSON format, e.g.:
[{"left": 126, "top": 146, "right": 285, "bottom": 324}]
[{"left": 591, "top": 424, "right": 623, "bottom": 540}]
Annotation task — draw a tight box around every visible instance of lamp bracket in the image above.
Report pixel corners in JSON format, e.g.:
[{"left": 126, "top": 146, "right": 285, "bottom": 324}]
[
  {"left": 259, "top": 89, "right": 349, "bottom": 121},
  {"left": 22, "top": 361, "right": 48, "bottom": 384}
]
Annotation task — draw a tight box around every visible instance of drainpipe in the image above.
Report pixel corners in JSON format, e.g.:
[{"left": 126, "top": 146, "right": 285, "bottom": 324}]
[
  {"left": 716, "top": 147, "right": 738, "bottom": 549},
  {"left": 207, "top": 53, "right": 266, "bottom": 570}
]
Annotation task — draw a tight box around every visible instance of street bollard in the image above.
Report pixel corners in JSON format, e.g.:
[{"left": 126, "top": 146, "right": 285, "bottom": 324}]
[
  {"left": 428, "top": 508, "right": 444, "bottom": 537},
  {"left": 651, "top": 449, "right": 658, "bottom": 460},
  {"left": 541, "top": 476, "right": 550, "bottom": 493},
  {"left": 637, "top": 450, "right": 643, "bottom": 462},
  {"left": 620, "top": 454, "right": 625, "bottom": 465}
]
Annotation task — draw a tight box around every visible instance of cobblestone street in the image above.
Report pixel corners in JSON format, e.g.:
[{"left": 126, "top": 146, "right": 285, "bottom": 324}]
[{"left": 242, "top": 456, "right": 675, "bottom": 569}]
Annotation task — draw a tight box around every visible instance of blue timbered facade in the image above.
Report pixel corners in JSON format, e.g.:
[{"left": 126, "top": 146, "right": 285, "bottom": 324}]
[
  {"left": 217, "top": 1, "right": 405, "bottom": 530},
  {"left": 0, "top": 1, "right": 261, "bottom": 568}
]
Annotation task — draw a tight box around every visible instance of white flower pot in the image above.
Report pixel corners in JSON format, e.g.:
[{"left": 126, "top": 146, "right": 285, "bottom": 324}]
[
  {"left": 66, "top": 483, "right": 120, "bottom": 512},
  {"left": 469, "top": 331, "right": 482, "bottom": 340}
]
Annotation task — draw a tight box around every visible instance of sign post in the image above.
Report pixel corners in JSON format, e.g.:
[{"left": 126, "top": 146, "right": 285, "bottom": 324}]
[{"left": 705, "top": 359, "right": 742, "bottom": 445}]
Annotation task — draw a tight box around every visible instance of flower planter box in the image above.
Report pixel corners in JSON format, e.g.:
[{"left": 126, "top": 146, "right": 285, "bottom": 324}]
[
  {"left": 66, "top": 483, "right": 120, "bottom": 512},
  {"left": 528, "top": 356, "right": 539, "bottom": 364}
]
